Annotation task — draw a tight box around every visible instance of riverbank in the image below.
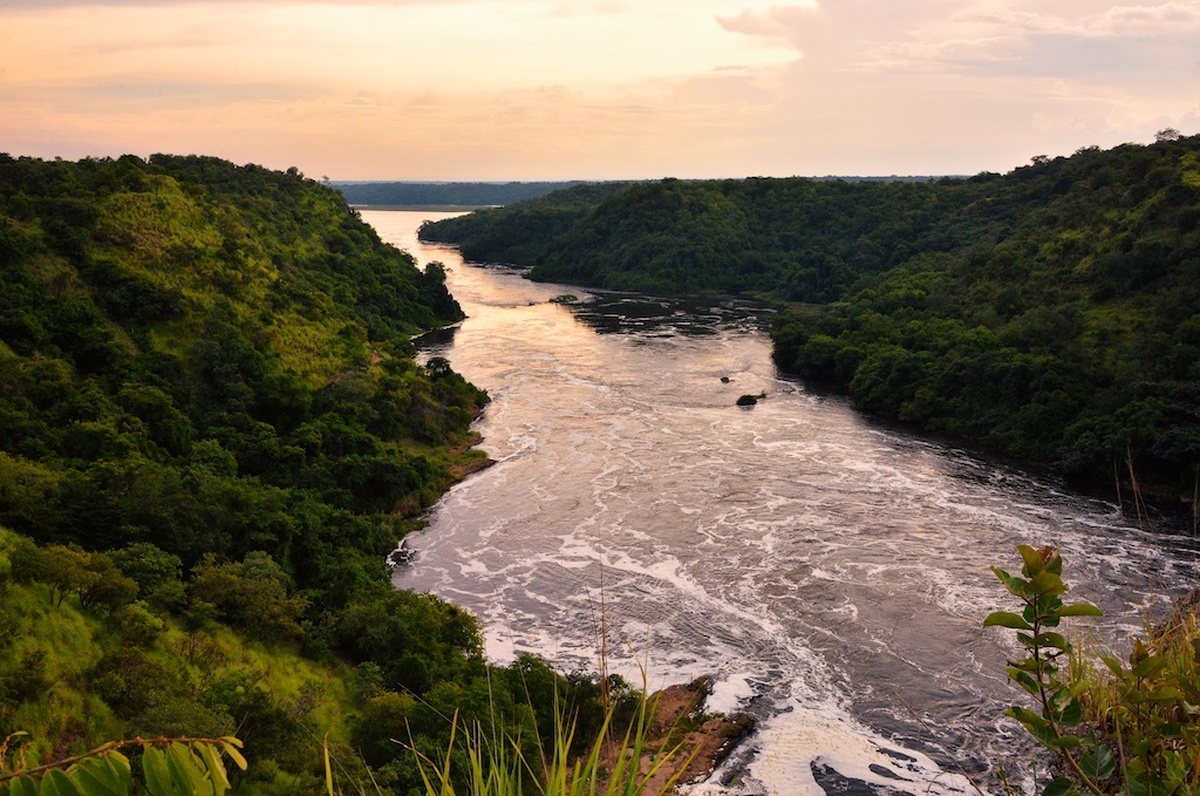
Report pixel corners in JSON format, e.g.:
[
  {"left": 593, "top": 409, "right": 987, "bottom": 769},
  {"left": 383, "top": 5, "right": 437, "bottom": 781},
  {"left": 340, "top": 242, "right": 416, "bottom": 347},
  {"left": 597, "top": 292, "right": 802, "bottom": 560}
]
[
  {"left": 379, "top": 207, "right": 1200, "bottom": 796},
  {"left": 602, "top": 677, "right": 755, "bottom": 793}
]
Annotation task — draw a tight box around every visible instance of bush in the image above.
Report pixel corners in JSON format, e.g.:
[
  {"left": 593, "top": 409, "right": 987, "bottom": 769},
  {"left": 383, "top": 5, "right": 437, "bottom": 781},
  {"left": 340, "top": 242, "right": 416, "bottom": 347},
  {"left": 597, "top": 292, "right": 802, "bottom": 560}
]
[{"left": 985, "top": 545, "right": 1200, "bottom": 796}]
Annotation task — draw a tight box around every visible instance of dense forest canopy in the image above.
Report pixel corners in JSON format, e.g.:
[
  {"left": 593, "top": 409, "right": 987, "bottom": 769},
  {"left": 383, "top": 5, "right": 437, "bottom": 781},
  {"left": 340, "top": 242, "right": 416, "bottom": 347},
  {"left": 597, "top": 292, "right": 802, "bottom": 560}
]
[
  {"left": 0, "top": 153, "right": 613, "bottom": 793},
  {"left": 421, "top": 137, "right": 1200, "bottom": 514},
  {"left": 332, "top": 180, "right": 587, "bottom": 208}
]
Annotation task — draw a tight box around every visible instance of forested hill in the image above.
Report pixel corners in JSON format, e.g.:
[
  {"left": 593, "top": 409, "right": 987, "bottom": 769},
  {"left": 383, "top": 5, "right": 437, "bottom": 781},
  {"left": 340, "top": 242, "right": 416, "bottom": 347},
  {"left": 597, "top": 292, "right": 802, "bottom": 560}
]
[
  {"left": 0, "top": 154, "right": 612, "bottom": 791},
  {"left": 422, "top": 138, "right": 1200, "bottom": 514},
  {"left": 333, "top": 180, "right": 587, "bottom": 207}
]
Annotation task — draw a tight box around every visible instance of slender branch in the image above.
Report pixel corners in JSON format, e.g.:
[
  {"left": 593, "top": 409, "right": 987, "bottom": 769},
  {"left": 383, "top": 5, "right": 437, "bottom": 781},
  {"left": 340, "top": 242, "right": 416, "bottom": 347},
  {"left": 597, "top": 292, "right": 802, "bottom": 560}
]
[
  {"left": 1026, "top": 594, "right": 1106, "bottom": 796},
  {"left": 0, "top": 736, "right": 238, "bottom": 783}
]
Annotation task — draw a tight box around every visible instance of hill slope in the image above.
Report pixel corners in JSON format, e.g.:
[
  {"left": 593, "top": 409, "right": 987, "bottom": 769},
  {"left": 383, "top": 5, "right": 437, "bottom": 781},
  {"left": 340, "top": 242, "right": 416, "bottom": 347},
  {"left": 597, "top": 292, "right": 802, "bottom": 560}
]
[
  {"left": 334, "top": 180, "right": 587, "bottom": 207},
  {"left": 0, "top": 154, "right": 612, "bottom": 792},
  {"left": 421, "top": 139, "right": 1200, "bottom": 513}
]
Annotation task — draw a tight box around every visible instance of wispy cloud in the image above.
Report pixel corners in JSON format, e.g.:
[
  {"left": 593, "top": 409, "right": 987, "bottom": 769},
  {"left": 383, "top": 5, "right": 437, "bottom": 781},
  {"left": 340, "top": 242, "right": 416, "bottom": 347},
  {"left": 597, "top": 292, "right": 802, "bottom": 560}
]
[{"left": 2, "top": 0, "right": 1197, "bottom": 178}]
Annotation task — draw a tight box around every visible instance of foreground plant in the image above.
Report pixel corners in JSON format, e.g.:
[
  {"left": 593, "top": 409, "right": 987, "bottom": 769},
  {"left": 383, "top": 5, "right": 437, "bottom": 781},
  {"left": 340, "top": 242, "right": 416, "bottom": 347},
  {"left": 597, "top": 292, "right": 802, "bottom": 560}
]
[
  {"left": 0, "top": 734, "right": 245, "bottom": 796},
  {"left": 986, "top": 544, "right": 1200, "bottom": 796},
  {"left": 373, "top": 689, "right": 691, "bottom": 796}
]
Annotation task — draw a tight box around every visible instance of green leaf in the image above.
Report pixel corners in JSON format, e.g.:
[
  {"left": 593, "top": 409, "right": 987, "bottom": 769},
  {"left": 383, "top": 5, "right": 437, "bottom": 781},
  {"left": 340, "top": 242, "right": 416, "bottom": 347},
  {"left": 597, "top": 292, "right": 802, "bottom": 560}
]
[
  {"left": 218, "top": 742, "right": 246, "bottom": 772},
  {"left": 1029, "top": 571, "right": 1067, "bottom": 597},
  {"left": 1055, "top": 697, "right": 1083, "bottom": 727},
  {"left": 1048, "top": 734, "right": 1082, "bottom": 749},
  {"left": 1042, "top": 776, "right": 1076, "bottom": 796},
  {"left": 984, "top": 611, "right": 1032, "bottom": 630},
  {"left": 1100, "top": 655, "right": 1127, "bottom": 677},
  {"left": 1057, "top": 602, "right": 1103, "bottom": 617},
  {"left": 1132, "top": 654, "right": 1167, "bottom": 679},
  {"left": 1006, "top": 667, "right": 1041, "bottom": 696},
  {"left": 7, "top": 776, "right": 39, "bottom": 796},
  {"left": 991, "top": 567, "right": 1029, "bottom": 597},
  {"left": 1018, "top": 545, "right": 1046, "bottom": 576},
  {"left": 323, "top": 732, "right": 334, "bottom": 796},
  {"left": 38, "top": 769, "right": 82, "bottom": 796},
  {"left": 1007, "top": 706, "right": 1058, "bottom": 747},
  {"left": 1079, "top": 745, "right": 1117, "bottom": 781},
  {"left": 1007, "top": 705, "right": 1049, "bottom": 728},
  {"left": 141, "top": 746, "right": 175, "bottom": 796},
  {"left": 198, "top": 744, "right": 230, "bottom": 794},
  {"left": 1145, "top": 686, "right": 1184, "bottom": 701},
  {"left": 1159, "top": 722, "right": 1184, "bottom": 738},
  {"left": 165, "top": 743, "right": 210, "bottom": 796},
  {"left": 1033, "top": 631, "right": 1070, "bottom": 651},
  {"left": 73, "top": 755, "right": 131, "bottom": 796}
]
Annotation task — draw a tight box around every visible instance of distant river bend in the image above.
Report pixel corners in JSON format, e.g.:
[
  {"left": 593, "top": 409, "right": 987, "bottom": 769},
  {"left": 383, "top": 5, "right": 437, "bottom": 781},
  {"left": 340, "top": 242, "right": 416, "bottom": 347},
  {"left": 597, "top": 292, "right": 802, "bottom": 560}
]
[{"left": 366, "top": 210, "right": 1200, "bottom": 796}]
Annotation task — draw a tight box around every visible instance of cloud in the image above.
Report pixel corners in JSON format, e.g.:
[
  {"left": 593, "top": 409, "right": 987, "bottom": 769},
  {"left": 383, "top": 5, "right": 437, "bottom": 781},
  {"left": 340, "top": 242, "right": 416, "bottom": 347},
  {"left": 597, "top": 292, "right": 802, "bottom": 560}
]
[
  {"left": 862, "top": 2, "right": 1200, "bottom": 78},
  {"left": 2, "top": 0, "right": 1197, "bottom": 179},
  {"left": 717, "top": 4, "right": 817, "bottom": 42}
]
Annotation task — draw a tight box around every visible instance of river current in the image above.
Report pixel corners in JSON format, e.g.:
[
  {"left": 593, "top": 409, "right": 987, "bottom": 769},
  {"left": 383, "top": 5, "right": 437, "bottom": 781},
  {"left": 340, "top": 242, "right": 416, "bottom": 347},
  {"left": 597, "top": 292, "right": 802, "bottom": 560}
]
[{"left": 366, "top": 210, "right": 1199, "bottom": 796}]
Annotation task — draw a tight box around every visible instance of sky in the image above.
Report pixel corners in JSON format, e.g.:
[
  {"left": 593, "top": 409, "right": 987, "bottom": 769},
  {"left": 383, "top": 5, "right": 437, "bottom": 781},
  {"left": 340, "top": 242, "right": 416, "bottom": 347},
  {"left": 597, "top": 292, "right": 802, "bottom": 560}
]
[{"left": 1, "top": 0, "right": 1198, "bottom": 180}]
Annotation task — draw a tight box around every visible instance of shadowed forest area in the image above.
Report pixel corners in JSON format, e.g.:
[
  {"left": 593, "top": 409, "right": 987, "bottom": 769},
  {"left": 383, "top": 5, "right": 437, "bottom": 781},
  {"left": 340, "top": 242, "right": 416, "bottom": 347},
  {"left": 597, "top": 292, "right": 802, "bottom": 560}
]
[{"left": 421, "top": 136, "right": 1200, "bottom": 521}]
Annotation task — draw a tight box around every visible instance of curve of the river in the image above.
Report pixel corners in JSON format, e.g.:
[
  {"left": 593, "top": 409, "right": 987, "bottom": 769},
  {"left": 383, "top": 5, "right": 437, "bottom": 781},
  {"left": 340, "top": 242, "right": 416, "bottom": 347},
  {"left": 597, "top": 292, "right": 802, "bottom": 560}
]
[{"left": 365, "top": 210, "right": 1199, "bottom": 796}]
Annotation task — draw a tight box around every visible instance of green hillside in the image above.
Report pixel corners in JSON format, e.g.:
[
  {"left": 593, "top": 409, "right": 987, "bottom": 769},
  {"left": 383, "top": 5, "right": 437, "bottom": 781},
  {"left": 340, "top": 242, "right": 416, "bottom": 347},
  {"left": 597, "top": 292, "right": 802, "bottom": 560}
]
[
  {"left": 333, "top": 180, "right": 588, "bottom": 208},
  {"left": 420, "top": 138, "right": 1200, "bottom": 514},
  {"left": 0, "top": 154, "right": 610, "bottom": 792}
]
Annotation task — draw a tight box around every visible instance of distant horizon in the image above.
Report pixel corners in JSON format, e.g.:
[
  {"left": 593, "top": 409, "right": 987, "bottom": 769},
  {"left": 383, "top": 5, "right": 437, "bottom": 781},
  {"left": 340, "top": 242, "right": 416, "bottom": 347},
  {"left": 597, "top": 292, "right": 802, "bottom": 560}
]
[{"left": 327, "top": 174, "right": 956, "bottom": 184}]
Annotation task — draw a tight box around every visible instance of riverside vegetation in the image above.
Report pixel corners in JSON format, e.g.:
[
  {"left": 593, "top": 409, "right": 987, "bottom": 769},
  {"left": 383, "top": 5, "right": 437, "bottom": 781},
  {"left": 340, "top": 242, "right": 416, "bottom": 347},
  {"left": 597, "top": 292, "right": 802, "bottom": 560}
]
[
  {"left": 4, "top": 149, "right": 1199, "bottom": 796},
  {"left": 420, "top": 133, "right": 1200, "bottom": 520},
  {"left": 0, "top": 154, "right": 621, "bottom": 793},
  {"left": 333, "top": 182, "right": 587, "bottom": 210},
  {"left": 985, "top": 546, "right": 1200, "bottom": 796}
]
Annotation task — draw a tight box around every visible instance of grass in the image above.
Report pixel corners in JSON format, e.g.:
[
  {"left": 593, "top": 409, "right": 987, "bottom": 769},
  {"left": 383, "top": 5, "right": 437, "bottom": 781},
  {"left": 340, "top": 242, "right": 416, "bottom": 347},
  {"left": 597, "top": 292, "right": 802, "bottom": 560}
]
[{"left": 324, "top": 683, "right": 695, "bottom": 796}]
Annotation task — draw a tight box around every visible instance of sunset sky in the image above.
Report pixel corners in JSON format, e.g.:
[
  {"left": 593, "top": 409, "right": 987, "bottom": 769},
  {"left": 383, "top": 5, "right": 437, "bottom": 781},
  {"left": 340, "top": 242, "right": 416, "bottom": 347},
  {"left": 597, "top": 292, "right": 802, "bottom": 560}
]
[{"left": 2, "top": 0, "right": 1198, "bottom": 180}]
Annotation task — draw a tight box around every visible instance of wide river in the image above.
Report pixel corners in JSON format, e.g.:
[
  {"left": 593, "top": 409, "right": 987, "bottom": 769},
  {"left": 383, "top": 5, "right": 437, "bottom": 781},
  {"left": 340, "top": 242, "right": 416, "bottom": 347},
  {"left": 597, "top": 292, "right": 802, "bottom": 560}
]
[{"left": 366, "top": 210, "right": 1199, "bottom": 796}]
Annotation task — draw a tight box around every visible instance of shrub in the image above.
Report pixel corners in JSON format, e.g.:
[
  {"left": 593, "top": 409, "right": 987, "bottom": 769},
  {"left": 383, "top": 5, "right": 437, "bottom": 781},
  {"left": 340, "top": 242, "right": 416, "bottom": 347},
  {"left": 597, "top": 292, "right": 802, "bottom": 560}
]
[{"left": 985, "top": 545, "right": 1200, "bottom": 796}]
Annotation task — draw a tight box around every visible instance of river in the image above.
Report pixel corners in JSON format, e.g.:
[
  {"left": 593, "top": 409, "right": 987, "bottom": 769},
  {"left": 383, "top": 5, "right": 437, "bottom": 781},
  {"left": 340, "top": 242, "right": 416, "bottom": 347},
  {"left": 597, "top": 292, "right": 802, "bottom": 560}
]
[{"left": 365, "top": 209, "right": 1200, "bottom": 796}]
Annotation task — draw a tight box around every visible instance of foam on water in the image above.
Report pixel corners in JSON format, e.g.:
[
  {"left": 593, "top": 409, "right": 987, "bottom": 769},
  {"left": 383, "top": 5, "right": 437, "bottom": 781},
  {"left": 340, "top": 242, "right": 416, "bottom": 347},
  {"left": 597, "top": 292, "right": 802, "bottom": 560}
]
[{"left": 368, "top": 211, "right": 1200, "bottom": 796}]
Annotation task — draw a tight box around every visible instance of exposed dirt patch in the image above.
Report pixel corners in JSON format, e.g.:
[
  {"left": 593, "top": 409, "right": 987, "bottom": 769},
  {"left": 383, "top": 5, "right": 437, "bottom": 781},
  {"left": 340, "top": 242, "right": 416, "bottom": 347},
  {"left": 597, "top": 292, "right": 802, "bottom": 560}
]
[{"left": 601, "top": 676, "right": 755, "bottom": 793}]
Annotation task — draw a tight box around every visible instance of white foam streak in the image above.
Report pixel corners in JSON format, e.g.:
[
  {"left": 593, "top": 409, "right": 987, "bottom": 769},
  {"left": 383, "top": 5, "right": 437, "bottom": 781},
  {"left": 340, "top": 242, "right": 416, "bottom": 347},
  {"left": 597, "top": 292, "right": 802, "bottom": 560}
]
[{"left": 369, "top": 211, "right": 1200, "bottom": 796}]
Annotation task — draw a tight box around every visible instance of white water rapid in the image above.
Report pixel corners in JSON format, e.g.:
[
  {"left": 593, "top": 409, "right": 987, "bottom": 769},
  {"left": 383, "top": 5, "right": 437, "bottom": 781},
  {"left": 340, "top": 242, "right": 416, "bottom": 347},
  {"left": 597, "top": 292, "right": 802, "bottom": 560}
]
[{"left": 366, "top": 210, "right": 1199, "bottom": 796}]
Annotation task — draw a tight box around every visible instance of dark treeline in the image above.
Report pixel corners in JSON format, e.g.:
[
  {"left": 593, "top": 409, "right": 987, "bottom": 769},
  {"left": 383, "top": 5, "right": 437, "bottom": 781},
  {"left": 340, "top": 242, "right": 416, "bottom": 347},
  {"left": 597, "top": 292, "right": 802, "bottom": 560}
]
[
  {"left": 421, "top": 137, "right": 1200, "bottom": 516},
  {"left": 333, "top": 180, "right": 589, "bottom": 207},
  {"left": 0, "top": 154, "right": 618, "bottom": 793}
]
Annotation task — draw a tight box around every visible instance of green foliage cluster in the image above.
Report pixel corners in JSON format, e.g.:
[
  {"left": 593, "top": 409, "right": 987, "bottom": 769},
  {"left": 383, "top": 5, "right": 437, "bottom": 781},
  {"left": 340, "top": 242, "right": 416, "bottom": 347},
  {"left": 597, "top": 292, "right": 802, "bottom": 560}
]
[
  {"left": 986, "top": 546, "right": 1200, "bottom": 796},
  {"left": 422, "top": 138, "right": 1200, "bottom": 507},
  {"left": 0, "top": 151, "right": 486, "bottom": 585},
  {"left": 418, "top": 183, "right": 631, "bottom": 266},
  {"left": 775, "top": 141, "right": 1200, "bottom": 503},
  {"left": 1, "top": 734, "right": 246, "bottom": 796},
  {"left": 1, "top": 526, "right": 620, "bottom": 794},
  {"left": 0, "top": 153, "right": 612, "bottom": 793},
  {"left": 419, "top": 176, "right": 967, "bottom": 297}
]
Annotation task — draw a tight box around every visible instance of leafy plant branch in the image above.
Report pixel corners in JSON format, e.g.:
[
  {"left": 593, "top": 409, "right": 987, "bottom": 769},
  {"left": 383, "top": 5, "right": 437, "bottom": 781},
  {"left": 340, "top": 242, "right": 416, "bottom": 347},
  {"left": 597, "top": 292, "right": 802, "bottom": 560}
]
[
  {"left": 985, "top": 544, "right": 1109, "bottom": 796},
  {"left": 0, "top": 734, "right": 245, "bottom": 796}
]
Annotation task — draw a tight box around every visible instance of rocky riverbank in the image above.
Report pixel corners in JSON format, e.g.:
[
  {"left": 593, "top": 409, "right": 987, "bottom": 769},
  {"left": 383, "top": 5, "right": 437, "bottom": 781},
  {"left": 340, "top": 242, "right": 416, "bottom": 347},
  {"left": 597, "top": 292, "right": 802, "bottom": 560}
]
[{"left": 605, "top": 676, "right": 755, "bottom": 793}]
